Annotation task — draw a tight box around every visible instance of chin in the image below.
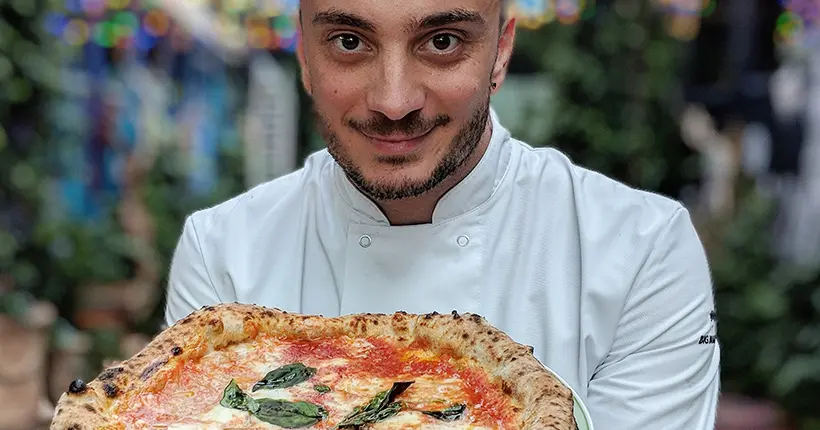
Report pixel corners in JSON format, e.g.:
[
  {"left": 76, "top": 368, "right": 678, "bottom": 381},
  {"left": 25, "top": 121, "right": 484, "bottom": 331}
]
[{"left": 353, "top": 162, "right": 443, "bottom": 200}]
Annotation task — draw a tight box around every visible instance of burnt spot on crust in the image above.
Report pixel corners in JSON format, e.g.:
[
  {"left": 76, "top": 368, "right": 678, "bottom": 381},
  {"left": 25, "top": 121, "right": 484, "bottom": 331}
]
[
  {"left": 98, "top": 366, "right": 124, "bottom": 381},
  {"left": 140, "top": 359, "right": 168, "bottom": 380},
  {"left": 469, "top": 314, "right": 482, "bottom": 323},
  {"left": 171, "top": 346, "right": 183, "bottom": 356},
  {"left": 264, "top": 310, "right": 275, "bottom": 317},
  {"left": 103, "top": 383, "right": 120, "bottom": 398},
  {"left": 396, "top": 310, "right": 408, "bottom": 315},
  {"left": 451, "top": 310, "right": 461, "bottom": 319},
  {"left": 83, "top": 404, "right": 96, "bottom": 413},
  {"left": 422, "top": 312, "right": 438, "bottom": 320},
  {"left": 67, "top": 379, "right": 87, "bottom": 394},
  {"left": 203, "top": 305, "right": 216, "bottom": 312},
  {"left": 67, "top": 424, "right": 82, "bottom": 430},
  {"left": 501, "top": 380, "right": 514, "bottom": 396},
  {"left": 462, "top": 333, "right": 469, "bottom": 339},
  {"left": 527, "top": 345, "right": 535, "bottom": 354}
]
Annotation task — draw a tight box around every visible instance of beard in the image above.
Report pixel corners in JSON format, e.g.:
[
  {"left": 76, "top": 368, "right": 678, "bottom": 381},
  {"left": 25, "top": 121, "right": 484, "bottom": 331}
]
[{"left": 315, "top": 95, "right": 491, "bottom": 201}]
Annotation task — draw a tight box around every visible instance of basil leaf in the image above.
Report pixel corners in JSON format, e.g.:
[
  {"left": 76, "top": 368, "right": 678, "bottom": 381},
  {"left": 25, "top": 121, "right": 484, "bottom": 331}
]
[
  {"left": 254, "top": 398, "right": 328, "bottom": 428},
  {"left": 422, "top": 403, "right": 466, "bottom": 421},
  {"left": 314, "top": 384, "right": 331, "bottom": 394},
  {"left": 219, "top": 380, "right": 327, "bottom": 428},
  {"left": 336, "top": 381, "right": 414, "bottom": 428},
  {"left": 219, "top": 379, "right": 259, "bottom": 413},
  {"left": 252, "top": 363, "right": 317, "bottom": 392}
]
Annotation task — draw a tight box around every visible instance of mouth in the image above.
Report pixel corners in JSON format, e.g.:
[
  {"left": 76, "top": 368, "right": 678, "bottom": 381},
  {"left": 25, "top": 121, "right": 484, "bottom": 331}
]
[{"left": 362, "top": 129, "right": 435, "bottom": 156}]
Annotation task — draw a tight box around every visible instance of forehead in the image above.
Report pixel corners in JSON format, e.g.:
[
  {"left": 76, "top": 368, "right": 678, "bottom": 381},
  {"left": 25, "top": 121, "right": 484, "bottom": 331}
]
[{"left": 301, "top": 0, "right": 500, "bottom": 30}]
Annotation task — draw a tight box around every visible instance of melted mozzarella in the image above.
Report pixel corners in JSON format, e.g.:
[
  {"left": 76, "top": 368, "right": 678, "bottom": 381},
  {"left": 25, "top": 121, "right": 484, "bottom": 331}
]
[{"left": 120, "top": 336, "right": 510, "bottom": 429}]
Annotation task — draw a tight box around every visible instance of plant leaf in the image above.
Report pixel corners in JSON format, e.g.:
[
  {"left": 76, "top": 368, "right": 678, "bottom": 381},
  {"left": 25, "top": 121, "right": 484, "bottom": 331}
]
[
  {"left": 422, "top": 403, "right": 466, "bottom": 421},
  {"left": 253, "top": 398, "right": 328, "bottom": 428},
  {"left": 219, "top": 380, "right": 327, "bottom": 428},
  {"left": 252, "top": 363, "right": 317, "bottom": 392},
  {"left": 219, "top": 379, "right": 259, "bottom": 413},
  {"left": 336, "top": 381, "right": 413, "bottom": 428}
]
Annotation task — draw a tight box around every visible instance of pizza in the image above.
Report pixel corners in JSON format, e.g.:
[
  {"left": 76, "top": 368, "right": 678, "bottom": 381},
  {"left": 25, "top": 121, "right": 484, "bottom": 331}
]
[{"left": 50, "top": 303, "right": 576, "bottom": 429}]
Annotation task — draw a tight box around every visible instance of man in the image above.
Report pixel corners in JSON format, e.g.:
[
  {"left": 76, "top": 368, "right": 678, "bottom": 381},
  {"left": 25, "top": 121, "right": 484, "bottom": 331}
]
[{"left": 165, "top": 0, "right": 721, "bottom": 428}]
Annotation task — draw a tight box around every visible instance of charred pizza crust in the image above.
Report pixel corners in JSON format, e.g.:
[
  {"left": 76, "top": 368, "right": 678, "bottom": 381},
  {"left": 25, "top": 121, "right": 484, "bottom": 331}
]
[{"left": 50, "top": 303, "right": 575, "bottom": 429}]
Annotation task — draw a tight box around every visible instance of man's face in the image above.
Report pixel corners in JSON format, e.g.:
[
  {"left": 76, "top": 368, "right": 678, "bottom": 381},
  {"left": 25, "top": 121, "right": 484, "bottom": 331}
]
[{"left": 297, "top": 0, "right": 515, "bottom": 200}]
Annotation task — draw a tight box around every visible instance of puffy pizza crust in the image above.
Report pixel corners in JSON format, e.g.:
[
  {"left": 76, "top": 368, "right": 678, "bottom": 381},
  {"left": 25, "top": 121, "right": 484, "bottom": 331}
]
[{"left": 50, "top": 303, "right": 575, "bottom": 430}]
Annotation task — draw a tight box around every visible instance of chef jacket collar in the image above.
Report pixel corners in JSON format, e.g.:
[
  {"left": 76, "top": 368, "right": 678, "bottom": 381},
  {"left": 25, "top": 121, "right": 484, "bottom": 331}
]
[{"left": 333, "top": 107, "right": 513, "bottom": 225}]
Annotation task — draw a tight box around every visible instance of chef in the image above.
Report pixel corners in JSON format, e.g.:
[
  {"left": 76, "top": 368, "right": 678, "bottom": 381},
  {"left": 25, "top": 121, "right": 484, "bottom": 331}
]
[{"left": 164, "top": 0, "right": 721, "bottom": 428}]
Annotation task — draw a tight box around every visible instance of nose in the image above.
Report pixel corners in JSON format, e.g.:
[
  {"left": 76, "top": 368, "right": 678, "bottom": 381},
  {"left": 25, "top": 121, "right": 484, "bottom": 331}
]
[{"left": 366, "top": 52, "right": 425, "bottom": 121}]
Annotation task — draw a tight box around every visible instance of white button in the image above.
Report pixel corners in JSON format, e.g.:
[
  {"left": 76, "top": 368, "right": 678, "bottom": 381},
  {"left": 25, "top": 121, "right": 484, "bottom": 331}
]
[
  {"left": 457, "top": 235, "right": 470, "bottom": 247},
  {"left": 359, "top": 235, "right": 372, "bottom": 248}
]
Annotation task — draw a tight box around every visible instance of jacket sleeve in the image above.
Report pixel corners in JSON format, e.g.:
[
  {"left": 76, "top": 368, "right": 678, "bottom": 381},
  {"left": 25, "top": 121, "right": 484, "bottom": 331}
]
[
  {"left": 586, "top": 207, "right": 721, "bottom": 429},
  {"left": 164, "top": 215, "right": 223, "bottom": 327}
]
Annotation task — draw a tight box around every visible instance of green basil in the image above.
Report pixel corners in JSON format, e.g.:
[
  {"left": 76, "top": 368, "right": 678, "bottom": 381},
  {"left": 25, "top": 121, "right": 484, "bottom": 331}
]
[
  {"left": 219, "top": 379, "right": 327, "bottom": 429},
  {"left": 314, "top": 384, "right": 331, "bottom": 394},
  {"left": 254, "top": 398, "right": 328, "bottom": 428},
  {"left": 219, "top": 379, "right": 258, "bottom": 412},
  {"left": 336, "top": 381, "right": 414, "bottom": 428},
  {"left": 252, "top": 363, "right": 317, "bottom": 392},
  {"left": 422, "top": 403, "right": 466, "bottom": 421}
]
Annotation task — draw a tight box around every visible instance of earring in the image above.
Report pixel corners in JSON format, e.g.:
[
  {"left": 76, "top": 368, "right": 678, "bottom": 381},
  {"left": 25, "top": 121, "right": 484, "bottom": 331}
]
[{"left": 491, "top": 82, "right": 497, "bottom": 89}]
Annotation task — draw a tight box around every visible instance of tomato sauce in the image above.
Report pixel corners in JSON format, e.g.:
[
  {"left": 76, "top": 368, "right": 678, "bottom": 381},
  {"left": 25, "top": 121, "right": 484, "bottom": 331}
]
[{"left": 117, "top": 335, "right": 516, "bottom": 428}]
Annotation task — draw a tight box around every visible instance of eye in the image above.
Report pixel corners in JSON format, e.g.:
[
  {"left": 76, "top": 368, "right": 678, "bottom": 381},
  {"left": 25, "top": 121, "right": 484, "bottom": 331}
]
[
  {"left": 332, "top": 34, "right": 365, "bottom": 52},
  {"left": 425, "top": 33, "right": 461, "bottom": 54}
]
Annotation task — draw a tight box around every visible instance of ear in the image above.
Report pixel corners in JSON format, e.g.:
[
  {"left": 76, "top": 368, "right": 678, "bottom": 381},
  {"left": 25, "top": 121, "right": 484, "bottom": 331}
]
[
  {"left": 491, "top": 17, "right": 516, "bottom": 94},
  {"left": 296, "top": 28, "right": 312, "bottom": 96}
]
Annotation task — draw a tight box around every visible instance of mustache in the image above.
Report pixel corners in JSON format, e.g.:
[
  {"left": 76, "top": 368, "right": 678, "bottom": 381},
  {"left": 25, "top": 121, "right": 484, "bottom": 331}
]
[{"left": 345, "top": 111, "right": 451, "bottom": 137}]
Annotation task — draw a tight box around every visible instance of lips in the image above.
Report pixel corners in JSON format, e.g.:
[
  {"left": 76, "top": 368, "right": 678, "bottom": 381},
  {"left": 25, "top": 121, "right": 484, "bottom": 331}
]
[{"left": 363, "top": 129, "right": 434, "bottom": 156}]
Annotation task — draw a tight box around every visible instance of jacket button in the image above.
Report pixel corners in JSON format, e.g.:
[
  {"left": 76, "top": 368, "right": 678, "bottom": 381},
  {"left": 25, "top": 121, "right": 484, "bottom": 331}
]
[
  {"left": 457, "top": 235, "right": 470, "bottom": 247},
  {"left": 359, "top": 235, "right": 372, "bottom": 248}
]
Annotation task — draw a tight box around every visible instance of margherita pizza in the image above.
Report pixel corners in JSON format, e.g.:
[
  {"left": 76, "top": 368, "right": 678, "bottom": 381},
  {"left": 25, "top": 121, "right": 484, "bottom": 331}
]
[{"left": 50, "top": 303, "right": 576, "bottom": 429}]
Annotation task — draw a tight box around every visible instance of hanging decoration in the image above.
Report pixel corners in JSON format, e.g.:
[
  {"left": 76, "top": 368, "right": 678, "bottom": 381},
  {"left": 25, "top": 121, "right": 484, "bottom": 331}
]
[
  {"left": 509, "top": 0, "right": 719, "bottom": 31},
  {"left": 41, "top": 0, "right": 301, "bottom": 54}
]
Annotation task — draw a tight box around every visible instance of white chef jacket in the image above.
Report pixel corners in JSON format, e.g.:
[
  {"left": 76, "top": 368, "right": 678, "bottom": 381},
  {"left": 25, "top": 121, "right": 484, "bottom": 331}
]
[{"left": 165, "top": 109, "right": 721, "bottom": 429}]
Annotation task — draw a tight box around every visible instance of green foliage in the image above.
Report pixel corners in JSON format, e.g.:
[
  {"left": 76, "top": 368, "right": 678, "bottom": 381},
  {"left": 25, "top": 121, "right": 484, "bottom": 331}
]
[
  {"left": 707, "top": 181, "right": 820, "bottom": 427},
  {"left": 513, "top": 4, "right": 700, "bottom": 197}
]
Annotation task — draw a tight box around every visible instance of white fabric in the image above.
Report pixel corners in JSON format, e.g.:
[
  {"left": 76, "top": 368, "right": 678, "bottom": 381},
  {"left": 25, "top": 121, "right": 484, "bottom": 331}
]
[{"left": 165, "top": 109, "right": 721, "bottom": 429}]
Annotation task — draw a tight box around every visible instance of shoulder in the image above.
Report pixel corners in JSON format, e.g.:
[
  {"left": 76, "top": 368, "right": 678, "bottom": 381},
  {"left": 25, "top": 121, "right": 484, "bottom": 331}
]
[
  {"left": 512, "top": 139, "right": 687, "bottom": 233},
  {"left": 507, "top": 138, "right": 701, "bottom": 301},
  {"left": 186, "top": 149, "right": 336, "bottom": 242}
]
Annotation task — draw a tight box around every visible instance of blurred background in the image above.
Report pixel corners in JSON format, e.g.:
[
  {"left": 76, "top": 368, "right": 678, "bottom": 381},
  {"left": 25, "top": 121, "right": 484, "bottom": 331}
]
[{"left": 0, "top": 0, "right": 818, "bottom": 428}]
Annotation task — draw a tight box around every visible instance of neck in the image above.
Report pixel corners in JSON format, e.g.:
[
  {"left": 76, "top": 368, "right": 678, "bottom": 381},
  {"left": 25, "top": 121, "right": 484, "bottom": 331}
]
[{"left": 371, "top": 120, "right": 494, "bottom": 226}]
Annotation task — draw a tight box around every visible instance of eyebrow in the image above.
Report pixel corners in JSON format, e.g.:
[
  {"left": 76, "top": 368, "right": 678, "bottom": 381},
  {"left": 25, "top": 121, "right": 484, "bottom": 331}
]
[
  {"left": 312, "top": 9, "right": 377, "bottom": 33},
  {"left": 413, "top": 9, "right": 486, "bottom": 31},
  {"left": 310, "top": 8, "right": 486, "bottom": 34}
]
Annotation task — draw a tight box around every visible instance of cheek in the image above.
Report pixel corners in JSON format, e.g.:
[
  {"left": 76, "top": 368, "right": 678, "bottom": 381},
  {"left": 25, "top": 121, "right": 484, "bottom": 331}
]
[
  {"left": 426, "top": 73, "right": 486, "bottom": 116},
  {"left": 310, "top": 67, "right": 364, "bottom": 111}
]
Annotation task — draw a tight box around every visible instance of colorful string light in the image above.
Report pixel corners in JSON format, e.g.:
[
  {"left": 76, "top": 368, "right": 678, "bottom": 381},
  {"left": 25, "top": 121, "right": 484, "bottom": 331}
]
[
  {"left": 508, "top": 0, "right": 718, "bottom": 29},
  {"left": 45, "top": 0, "right": 300, "bottom": 53},
  {"left": 775, "top": 0, "right": 819, "bottom": 48},
  {"left": 50, "top": 0, "right": 813, "bottom": 51}
]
